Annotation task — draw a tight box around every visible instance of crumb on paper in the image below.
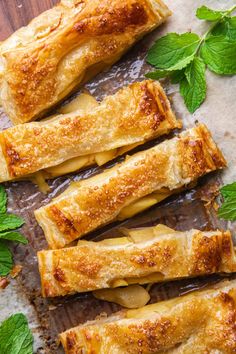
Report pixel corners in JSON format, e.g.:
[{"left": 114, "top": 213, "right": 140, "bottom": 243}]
[
  {"left": 0, "top": 277, "right": 10, "bottom": 290},
  {"left": 48, "top": 305, "right": 57, "bottom": 311},
  {"left": 10, "top": 265, "right": 23, "bottom": 278},
  {"left": 198, "top": 182, "right": 220, "bottom": 209},
  {"left": 55, "top": 338, "right": 61, "bottom": 348},
  {"left": 213, "top": 201, "right": 219, "bottom": 211},
  {"left": 95, "top": 312, "right": 108, "bottom": 321}
]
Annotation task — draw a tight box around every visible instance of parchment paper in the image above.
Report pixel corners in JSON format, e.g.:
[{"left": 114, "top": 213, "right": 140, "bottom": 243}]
[{"left": 0, "top": 0, "right": 236, "bottom": 352}]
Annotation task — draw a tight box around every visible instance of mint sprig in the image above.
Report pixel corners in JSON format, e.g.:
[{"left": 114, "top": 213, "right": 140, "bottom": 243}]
[
  {"left": 146, "top": 4, "right": 236, "bottom": 113},
  {"left": 0, "top": 314, "right": 33, "bottom": 354},
  {"left": 218, "top": 182, "right": 236, "bottom": 221},
  {"left": 0, "top": 186, "right": 27, "bottom": 276}
]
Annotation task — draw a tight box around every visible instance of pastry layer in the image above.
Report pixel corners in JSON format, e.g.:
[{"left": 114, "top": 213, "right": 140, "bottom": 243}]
[
  {"left": 35, "top": 124, "right": 226, "bottom": 249},
  {"left": 0, "top": 80, "right": 180, "bottom": 182},
  {"left": 60, "top": 280, "right": 236, "bottom": 353},
  {"left": 38, "top": 224, "right": 236, "bottom": 297},
  {"left": 0, "top": 0, "right": 171, "bottom": 124}
]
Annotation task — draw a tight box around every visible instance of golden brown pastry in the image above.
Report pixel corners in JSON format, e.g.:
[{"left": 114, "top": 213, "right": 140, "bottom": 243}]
[
  {"left": 59, "top": 279, "right": 236, "bottom": 354},
  {"left": 0, "top": 80, "right": 180, "bottom": 183},
  {"left": 35, "top": 124, "right": 226, "bottom": 249},
  {"left": 38, "top": 224, "right": 236, "bottom": 297},
  {"left": 0, "top": 0, "right": 171, "bottom": 124}
]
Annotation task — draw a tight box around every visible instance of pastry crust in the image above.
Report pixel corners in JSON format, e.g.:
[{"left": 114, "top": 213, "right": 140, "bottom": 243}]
[
  {"left": 59, "top": 279, "right": 236, "bottom": 354},
  {"left": 0, "top": 0, "right": 171, "bottom": 124},
  {"left": 0, "top": 80, "right": 180, "bottom": 181},
  {"left": 35, "top": 124, "right": 226, "bottom": 249},
  {"left": 37, "top": 225, "right": 236, "bottom": 297}
]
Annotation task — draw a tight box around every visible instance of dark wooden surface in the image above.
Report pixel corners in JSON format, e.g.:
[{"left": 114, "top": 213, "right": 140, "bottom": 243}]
[{"left": 0, "top": 0, "right": 58, "bottom": 40}]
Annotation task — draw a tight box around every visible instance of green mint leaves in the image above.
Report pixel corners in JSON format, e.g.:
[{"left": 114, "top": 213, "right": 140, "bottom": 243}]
[
  {"left": 0, "top": 186, "right": 7, "bottom": 214},
  {"left": 0, "top": 214, "right": 24, "bottom": 232},
  {"left": 0, "top": 242, "right": 13, "bottom": 276},
  {"left": 146, "top": 33, "right": 201, "bottom": 71},
  {"left": 0, "top": 195, "right": 32, "bottom": 352},
  {"left": 212, "top": 16, "right": 236, "bottom": 40},
  {"left": 0, "top": 314, "right": 33, "bottom": 354},
  {"left": 196, "top": 6, "right": 226, "bottom": 21},
  {"left": 0, "top": 231, "right": 28, "bottom": 244},
  {"left": 0, "top": 186, "right": 27, "bottom": 276},
  {"left": 146, "top": 4, "right": 236, "bottom": 113},
  {"left": 218, "top": 182, "right": 236, "bottom": 221},
  {"left": 180, "top": 58, "right": 206, "bottom": 113},
  {"left": 201, "top": 36, "right": 236, "bottom": 75},
  {"left": 146, "top": 33, "right": 206, "bottom": 113}
]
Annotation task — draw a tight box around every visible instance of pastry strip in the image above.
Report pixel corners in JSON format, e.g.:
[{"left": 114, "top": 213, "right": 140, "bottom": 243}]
[
  {"left": 35, "top": 124, "right": 226, "bottom": 249},
  {"left": 60, "top": 280, "right": 236, "bottom": 353},
  {"left": 0, "top": 0, "right": 171, "bottom": 124},
  {"left": 38, "top": 225, "right": 236, "bottom": 297},
  {"left": 0, "top": 80, "right": 180, "bottom": 182}
]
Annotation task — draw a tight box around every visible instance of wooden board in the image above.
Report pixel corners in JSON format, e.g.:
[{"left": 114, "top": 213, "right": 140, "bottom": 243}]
[{"left": 0, "top": 0, "right": 58, "bottom": 40}]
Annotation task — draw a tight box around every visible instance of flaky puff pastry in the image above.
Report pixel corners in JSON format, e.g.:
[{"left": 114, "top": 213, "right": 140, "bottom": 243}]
[
  {"left": 0, "top": 80, "right": 180, "bottom": 182},
  {"left": 0, "top": 0, "right": 171, "bottom": 124},
  {"left": 38, "top": 224, "right": 236, "bottom": 297},
  {"left": 35, "top": 124, "right": 226, "bottom": 249},
  {"left": 60, "top": 280, "right": 236, "bottom": 354}
]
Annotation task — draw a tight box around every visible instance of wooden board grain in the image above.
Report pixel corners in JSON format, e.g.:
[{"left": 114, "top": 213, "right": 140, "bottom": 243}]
[{"left": 0, "top": 0, "right": 58, "bottom": 40}]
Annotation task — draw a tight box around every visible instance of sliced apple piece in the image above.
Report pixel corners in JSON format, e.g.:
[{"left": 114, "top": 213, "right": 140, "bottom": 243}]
[
  {"left": 118, "top": 189, "right": 173, "bottom": 221},
  {"left": 94, "top": 149, "right": 118, "bottom": 166},
  {"left": 93, "top": 285, "right": 150, "bottom": 309},
  {"left": 111, "top": 279, "right": 129, "bottom": 288},
  {"left": 30, "top": 171, "right": 50, "bottom": 194},
  {"left": 117, "top": 142, "right": 142, "bottom": 156},
  {"left": 117, "top": 196, "right": 158, "bottom": 221},
  {"left": 45, "top": 155, "right": 93, "bottom": 178},
  {"left": 124, "top": 224, "right": 175, "bottom": 244},
  {"left": 151, "top": 189, "right": 172, "bottom": 203},
  {"left": 58, "top": 92, "right": 99, "bottom": 114}
]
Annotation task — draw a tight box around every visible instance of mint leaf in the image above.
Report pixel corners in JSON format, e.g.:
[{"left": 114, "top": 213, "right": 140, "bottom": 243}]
[
  {"left": 0, "top": 231, "right": 28, "bottom": 244},
  {"left": 220, "top": 182, "right": 236, "bottom": 199},
  {"left": 196, "top": 6, "right": 226, "bottom": 21},
  {"left": 180, "top": 57, "right": 206, "bottom": 113},
  {"left": 147, "top": 33, "right": 200, "bottom": 71},
  {"left": 201, "top": 36, "right": 236, "bottom": 75},
  {"left": 170, "top": 70, "right": 185, "bottom": 84},
  {"left": 0, "top": 186, "right": 7, "bottom": 214},
  {"left": 0, "top": 241, "right": 13, "bottom": 276},
  {"left": 145, "top": 69, "right": 185, "bottom": 83},
  {"left": 0, "top": 314, "right": 33, "bottom": 354},
  {"left": 0, "top": 214, "right": 24, "bottom": 232},
  {"left": 212, "top": 17, "right": 236, "bottom": 40},
  {"left": 145, "top": 70, "right": 170, "bottom": 79},
  {"left": 218, "top": 182, "right": 236, "bottom": 221},
  {"left": 0, "top": 190, "right": 26, "bottom": 276},
  {"left": 145, "top": 5, "right": 236, "bottom": 113}
]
